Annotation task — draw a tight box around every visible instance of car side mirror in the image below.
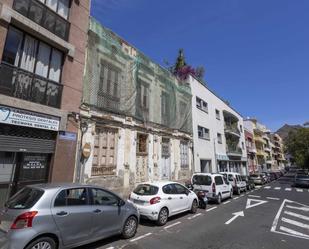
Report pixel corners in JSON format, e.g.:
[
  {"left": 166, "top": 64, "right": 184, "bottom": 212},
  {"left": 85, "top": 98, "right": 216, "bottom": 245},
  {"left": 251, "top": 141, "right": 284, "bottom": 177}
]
[
  {"left": 118, "top": 199, "right": 126, "bottom": 206},
  {"left": 185, "top": 190, "right": 191, "bottom": 196}
]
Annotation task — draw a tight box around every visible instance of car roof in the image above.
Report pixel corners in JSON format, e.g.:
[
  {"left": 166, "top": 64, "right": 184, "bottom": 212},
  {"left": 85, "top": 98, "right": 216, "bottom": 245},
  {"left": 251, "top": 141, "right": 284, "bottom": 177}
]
[
  {"left": 136, "top": 181, "right": 181, "bottom": 187},
  {"left": 219, "top": 172, "right": 240, "bottom": 175},
  {"left": 192, "top": 173, "right": 222, "bottom": 177},
  {"left": 27, "top": 183, "right": 100, "bottom": 190}
]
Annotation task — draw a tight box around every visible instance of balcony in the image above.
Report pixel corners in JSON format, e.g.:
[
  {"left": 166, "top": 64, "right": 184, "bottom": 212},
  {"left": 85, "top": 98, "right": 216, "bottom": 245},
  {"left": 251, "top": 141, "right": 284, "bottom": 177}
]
[
  {"left": 224, "top": 124, "right": 241, "bottom": 137},
  {"left": 13, "top": 0, "right": 70, "bottom": 41},
  {"left": 254, "top": 135, "right": 265, "bottom": 144},
  {"left": 226, "top": 145, "right": 242, "bottom": 156},
  {"left": 256, "top": 149, "right": 266, "bottom": 157},
  {"left": 264, "top": 146, "right": 271, "bottom": 152},
  {"left": 0, "top": 63, "right": 62, "bottom": 108}
]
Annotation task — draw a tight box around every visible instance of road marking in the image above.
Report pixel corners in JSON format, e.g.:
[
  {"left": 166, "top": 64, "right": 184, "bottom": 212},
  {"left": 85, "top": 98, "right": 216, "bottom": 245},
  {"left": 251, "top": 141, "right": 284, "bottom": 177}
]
[
  {"left": 225, "top": 211, "right": 244, "bottom": 225},
  {"left": 286, "top": 205, "right": 309, "bottom": 212},
  {"left": 274, "top": 187, "right": 281, "bottom": 190},
  {"left": 130, "top": 233, "right": 152, "bottom": 242},
  {"left": 271, "top": 199, "right": 289, "bottom": 232},
  {"left": 106, "top": 247, "right": 114, "bottom": 249},
  {"left": 246, "top": 198, "right": 268, "bottom": 209},
  {"left": 266, "top": 197, "right": 280, "bottom": 200},
  {"left": 223, "top": 201, "right": 231, "bottom": 205},
  {"left": 248, "top": 195, "right": 261, "bottom": 198},
  {"left": 281, "top": 217, "right": 309, "bottom": 229},
  {"left": 264, "top": 186, "right": 271, "bottom": 189},
  {"left": 296, "top": 189, "right": 303, "bottom": 192},
  {"left": 188, "top": 213, "right": 202, "bottom": 220},
  {"left": 284, "top": 211, "right": 309, "bottom": 221},
  {"left": 285, "top": 188, "right": 292, "bottom": 191},
  {"left": 255, "top": 185, "right": 262, "bottom": 189},
  {"left": 164, "top": 221, "right": 181, "bottom": 229},
  {"left": 240, "top": 194, "right": 245, "bottom": 197},
  {"left": 206, "top": 206, "right": 217, "bottom": 212},
  {"left": 279, "top": 226, "right": 309, "bottom": 239},
  {"left": 234, "top": 197, "right": 239, "bottom": 200}
]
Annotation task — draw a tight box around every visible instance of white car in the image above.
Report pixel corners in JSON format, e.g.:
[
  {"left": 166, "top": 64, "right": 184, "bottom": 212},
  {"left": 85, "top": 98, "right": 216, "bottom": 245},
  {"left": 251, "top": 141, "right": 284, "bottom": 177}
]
[
  {"left": 129, "top": 181, "right": 198, "bottom": 225},
  {"left": 220, "top": 172, "right": 247, "bottom": 195},
  {"left": 191, "top": 173, "right": 233, "bottom": 204}
]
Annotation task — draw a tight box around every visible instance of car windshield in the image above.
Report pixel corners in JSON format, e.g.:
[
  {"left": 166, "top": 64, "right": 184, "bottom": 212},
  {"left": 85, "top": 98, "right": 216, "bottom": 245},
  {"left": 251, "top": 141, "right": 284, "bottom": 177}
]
[
  {"left": 296, "top": 174, "right": 309, "bottom": 179},
  {"left": 192, "top": 175, "right": 212, "bottom": 185},
  {"left": 5, "top": 187, "right": 44, "bottom": 209},
  {"left": 133, "top": 184, "right": 159, "bottom": 195}
]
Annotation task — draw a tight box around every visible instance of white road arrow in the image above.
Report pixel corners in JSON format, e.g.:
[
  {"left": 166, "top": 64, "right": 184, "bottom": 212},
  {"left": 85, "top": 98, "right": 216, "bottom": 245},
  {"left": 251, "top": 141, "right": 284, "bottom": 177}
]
[
  {"left": 225, "top": 211, "right": 244, "bottom": 225},
  {"left": 246, "top": 198, "right": 268, "bottom": 209}
]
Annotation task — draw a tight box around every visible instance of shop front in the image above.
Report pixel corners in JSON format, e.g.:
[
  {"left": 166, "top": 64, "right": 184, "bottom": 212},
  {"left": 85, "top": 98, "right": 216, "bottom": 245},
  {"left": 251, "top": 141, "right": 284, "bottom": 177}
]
[{"left": 0, "top": 105, "right": 59, "bottom": 207}]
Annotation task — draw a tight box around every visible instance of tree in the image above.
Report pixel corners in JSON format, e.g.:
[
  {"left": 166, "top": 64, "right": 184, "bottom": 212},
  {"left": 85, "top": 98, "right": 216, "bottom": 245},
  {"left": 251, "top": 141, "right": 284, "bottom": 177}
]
[{"left": 286, "top": 128, "right": 309, "bottom": 168}]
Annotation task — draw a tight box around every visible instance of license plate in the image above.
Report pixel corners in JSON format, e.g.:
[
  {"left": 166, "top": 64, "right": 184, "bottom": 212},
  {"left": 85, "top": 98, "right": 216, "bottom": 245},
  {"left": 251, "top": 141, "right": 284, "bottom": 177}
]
[{"left": 133, "top": 199, "right": 145, "bottom": 205}]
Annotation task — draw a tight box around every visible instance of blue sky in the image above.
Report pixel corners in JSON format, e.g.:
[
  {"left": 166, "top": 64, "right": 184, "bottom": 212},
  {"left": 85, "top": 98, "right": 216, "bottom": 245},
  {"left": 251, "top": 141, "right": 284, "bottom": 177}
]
[{"left": 91, "top": 0, "right": 309, "bottom": 131}]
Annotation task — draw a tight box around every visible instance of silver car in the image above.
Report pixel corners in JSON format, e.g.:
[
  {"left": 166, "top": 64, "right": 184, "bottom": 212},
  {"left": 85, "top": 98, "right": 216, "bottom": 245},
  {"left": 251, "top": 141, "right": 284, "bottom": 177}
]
[{"left": 0, "top": 183, "right": 139, "bottom": 249}]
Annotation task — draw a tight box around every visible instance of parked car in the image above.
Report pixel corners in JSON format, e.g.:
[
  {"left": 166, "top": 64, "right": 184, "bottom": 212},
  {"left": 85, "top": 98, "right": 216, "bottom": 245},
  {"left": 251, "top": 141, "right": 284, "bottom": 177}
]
[
  {"left": 0, "top": 184, "right": 139, "bottom": 249},
  {"left": 250, "top": 174, "right": 266, "bottom": 185},
  {"left": 294, "top": 173, "right": 309, "bottom": 188},
  {"left": 261, "top": 172, "right": 271, "bottom": 183},
  {"left": 192, "top": 173, "right": 233, "bottom": 204},
  {"left": 220, "top": 172, "right": 247, "bottom": 195},
  {"left": 241, "top": 175, "right": 255, "bottom": 190},
  {"left": 129, "top": 181, "right": 198, "bottom": 226},
  {"left": 269, "top": 172, "right": 278, "bottom": 181}
]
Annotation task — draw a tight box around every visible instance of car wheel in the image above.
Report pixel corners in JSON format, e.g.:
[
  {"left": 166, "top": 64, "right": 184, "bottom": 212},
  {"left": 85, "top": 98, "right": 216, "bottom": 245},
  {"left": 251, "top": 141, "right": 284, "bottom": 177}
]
[
  {"left": 217, "top": 194, "right": 222, "bottom": 204},
  {"left": 157, "top": 207, "right": 169, "bottom": 226},
  {"left": 230, "top": 190, "right": 233, "bottom": 199},
  {"left": 122, "top": 216, "right": 138, "bottom": 239},
  {"left": 190, "top": 199, "right": 198, "bottom": 213},
  {"left": 25, "top": 237, "right": 56, "bottom": 249},
  {"left": 237, "top": 188, "right": 241, "bottom": 195}
]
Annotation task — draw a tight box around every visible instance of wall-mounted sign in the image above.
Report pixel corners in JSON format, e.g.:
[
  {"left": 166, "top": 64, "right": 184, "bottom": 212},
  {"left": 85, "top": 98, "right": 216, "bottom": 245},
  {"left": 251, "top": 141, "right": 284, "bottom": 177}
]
[
  {"left": 59, "top": 131, "right": 77, "bottom": 141},
  {"left": 82, "top": 143, "right": 92, "bottom": 158},
  {"left": 0, "top": 105, "right": 60, "bottom": 131}
]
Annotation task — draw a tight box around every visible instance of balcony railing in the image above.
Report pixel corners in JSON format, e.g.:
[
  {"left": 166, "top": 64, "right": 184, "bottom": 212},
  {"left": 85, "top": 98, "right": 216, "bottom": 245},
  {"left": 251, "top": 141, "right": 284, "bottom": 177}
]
[
  {"left": 224, "top": 124, "right": 241, "bottom": 136},
  {"left": 0, "top": 63, "right": 62, "bottom": 108},
  {"left": 13, "top": 0, "right": 70, "bottom": 41},
  {"left": 226, "top": 145, "right": 242, "bottom": 156}
]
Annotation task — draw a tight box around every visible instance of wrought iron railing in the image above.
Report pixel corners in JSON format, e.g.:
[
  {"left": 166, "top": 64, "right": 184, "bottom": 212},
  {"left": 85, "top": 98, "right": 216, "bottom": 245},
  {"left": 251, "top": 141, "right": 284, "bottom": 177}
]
[
  {"left": 0, "top": 62, "right": 63, "bottom": 108},
  {"left": 224, "top": 124, "right": 241, "bottom": 135},
  {"left": 226, "top": 145, "right": 242, "bottom": 155},
  {"left": 13, "top": 0, "right": 70, "bottom": 41}
]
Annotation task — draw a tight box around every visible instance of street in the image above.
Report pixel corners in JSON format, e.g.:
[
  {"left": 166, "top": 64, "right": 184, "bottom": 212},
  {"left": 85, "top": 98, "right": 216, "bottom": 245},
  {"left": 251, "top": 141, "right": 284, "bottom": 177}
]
[{"left": 80, "top": 174, "right": 309, "bottom": 249}]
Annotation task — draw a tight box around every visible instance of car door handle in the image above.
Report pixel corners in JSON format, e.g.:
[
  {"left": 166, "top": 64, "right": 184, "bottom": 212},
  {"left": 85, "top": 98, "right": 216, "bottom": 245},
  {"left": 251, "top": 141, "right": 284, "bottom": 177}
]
[
  {"left": 93, "top": 209, "right": 102, "bottom": 213},
  {"left": 56, "top": 211, "right": 68, "bottom": 216},
  {"left": 168, "top": 197, "right": 172, "bottom": 200}
]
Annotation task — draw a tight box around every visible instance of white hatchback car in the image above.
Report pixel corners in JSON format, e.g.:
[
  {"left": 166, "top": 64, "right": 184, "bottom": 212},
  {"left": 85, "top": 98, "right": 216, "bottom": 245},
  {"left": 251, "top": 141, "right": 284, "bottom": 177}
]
[
  {"left": 129, "top": 181, "right": 198, "bottom": 225},
  {"left": 220, "top": 172, "right": 247, "bottom": 195},
  {"left": 191, "top": 173, "right": 233, "bottom": 204}
]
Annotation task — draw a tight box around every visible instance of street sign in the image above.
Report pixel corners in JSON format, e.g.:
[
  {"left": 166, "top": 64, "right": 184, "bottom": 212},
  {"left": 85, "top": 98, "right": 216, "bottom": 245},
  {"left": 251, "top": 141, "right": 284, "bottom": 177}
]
[{"left": 246, "top": 198, "right": 268, "bottom": 209}]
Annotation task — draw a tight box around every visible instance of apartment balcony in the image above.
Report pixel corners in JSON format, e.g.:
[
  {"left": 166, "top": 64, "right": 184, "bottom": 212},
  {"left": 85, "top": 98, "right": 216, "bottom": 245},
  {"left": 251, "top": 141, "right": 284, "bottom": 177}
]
[
  {"left": 264, "top": 146, "right": 271, "bottom": 152},
  {"left": 0, "top": 62, "right": 62, "bottom": 108},
  {"left": 226, "top": 145, "right": 242, "bottom": 157},
  {"left": 256, "top": 149, "right": 266, "bottom": 157},
  {"left": 13, "top": 0, "right": 70, "bottom": 41},
  {"left": 224, "top": 124, "right": 241, "bottom": 137},
  {"left": 247, "top": 145, "right": 257, "bottom": 154},
  {"left": 254, "top": 136, "right": 265, "bottom": 144}
]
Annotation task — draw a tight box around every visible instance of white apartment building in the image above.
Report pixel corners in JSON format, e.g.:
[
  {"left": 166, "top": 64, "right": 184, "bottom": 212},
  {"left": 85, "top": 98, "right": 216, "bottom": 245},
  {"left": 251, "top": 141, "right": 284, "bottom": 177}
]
[{"left": 189, "top": 76, "right": 248, "bottom": 175}]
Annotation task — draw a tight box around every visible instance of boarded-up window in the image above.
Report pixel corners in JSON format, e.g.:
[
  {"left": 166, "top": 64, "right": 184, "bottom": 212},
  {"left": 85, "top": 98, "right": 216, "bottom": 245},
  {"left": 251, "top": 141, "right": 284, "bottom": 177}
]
[
  {"left": 161, "top": 92, "right": 170, "bottom": 125},
  {"left": 137, "top": 133, "right": 148, "bottom": 155},
  {"left": 180, "top": 141, "right": 189, "bottom": 168},
  {"left": 92, "top": 128, "right": 117, "bottom": 176},
  {"left": 161, "top": 138, "right": 170, "bottom": 157}
]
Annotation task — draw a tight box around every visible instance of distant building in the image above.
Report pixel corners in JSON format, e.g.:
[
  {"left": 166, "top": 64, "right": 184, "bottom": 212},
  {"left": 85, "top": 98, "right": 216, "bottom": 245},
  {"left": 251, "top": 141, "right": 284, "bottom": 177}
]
[
  {"left": 189, "top": 76, "right": 247, "bottom": 175},
  {"left": 244, "top": 128, "right": 257, "bottom": 173}
]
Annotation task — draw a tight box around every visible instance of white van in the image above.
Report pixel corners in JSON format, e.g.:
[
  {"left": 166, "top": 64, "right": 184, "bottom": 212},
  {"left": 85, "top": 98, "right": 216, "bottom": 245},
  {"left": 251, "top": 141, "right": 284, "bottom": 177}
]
[
  {"left": 220, "top": 172, "right": 247, "bottom": 195},
  {"left": 191, "top": 173, "right": 233, "bottom": 204}
]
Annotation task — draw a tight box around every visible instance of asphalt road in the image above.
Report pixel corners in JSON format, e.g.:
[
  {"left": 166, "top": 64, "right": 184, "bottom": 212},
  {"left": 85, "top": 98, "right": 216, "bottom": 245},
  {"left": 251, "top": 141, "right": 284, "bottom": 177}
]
[{"left": 79, "top": 173, "right": 309, "bottom": 249}]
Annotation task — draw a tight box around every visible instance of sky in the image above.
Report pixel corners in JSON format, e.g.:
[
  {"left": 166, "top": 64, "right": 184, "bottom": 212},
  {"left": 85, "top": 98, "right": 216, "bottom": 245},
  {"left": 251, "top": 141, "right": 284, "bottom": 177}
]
[{"left": 91, "top": 0, "right": 309, "bottom": 132}]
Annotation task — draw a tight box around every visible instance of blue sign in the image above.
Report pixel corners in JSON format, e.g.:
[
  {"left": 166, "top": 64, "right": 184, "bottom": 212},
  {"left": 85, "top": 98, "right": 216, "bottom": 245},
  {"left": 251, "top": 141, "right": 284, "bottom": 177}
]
[{"left": 59, "top": 131, "right": 77, "bottom": 141}]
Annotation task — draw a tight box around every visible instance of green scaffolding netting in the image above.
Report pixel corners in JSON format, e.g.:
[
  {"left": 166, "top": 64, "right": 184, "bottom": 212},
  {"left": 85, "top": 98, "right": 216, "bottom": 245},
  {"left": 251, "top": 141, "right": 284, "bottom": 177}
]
[{"left": 83, "top": 17, "right": 192, "bottom": 134}]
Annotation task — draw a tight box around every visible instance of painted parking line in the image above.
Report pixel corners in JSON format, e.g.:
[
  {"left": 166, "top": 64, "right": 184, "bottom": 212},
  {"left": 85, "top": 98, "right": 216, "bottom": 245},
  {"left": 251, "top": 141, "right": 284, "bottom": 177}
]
[
  {"left": 296, "top": 189, "right": 303, "bottom": 193},
  {"left": 285, "top": 188, "right": 292, "bottom": 191},
  {"left": 279, "top": 226, "right": 309, "bottom": 239},
  {"left": 286, "top": 205, "right": 309, "bottom": 212},
  {"left": 233, "top": 197, "right": 239, "bottom": 200},
  {"left": 130, "top": 233, "right": 152, "bottom": 242},
  {"left": 188, "top": 213, "right": 202, "bottom": 220},
  {"left": 206, "top": 206, "right": 217, "bottom": 212},
  {"left": 264, "top": 186, "right": 271, "bottom": 189},
  {"left": 164, "top": 221, "right": 181, "bottom": 229},
  {"left": 274, "top": 187, "right": 281, "bottom": 190},
  {"left": 282, "top": 217, "right": 309, "bottom": 229},
  {"left": 223, "top": 201, "right": 231, "bottom": 205},
  {"left": 255, "top": 185, "right": 262, "bottom": 189},
  {"left": 248, "top": 195, "right": 261, "bottom": 198},
  {"left": 105, "top": 247, "right": 114, "bottom": 249},
  {"left": 266, "top": 197, "right": 280, "bottom": 200}
]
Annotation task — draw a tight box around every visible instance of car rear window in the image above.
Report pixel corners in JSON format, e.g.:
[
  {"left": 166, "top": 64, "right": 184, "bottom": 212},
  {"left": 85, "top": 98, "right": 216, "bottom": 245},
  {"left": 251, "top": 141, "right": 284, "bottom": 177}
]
[
  {"left": 251, "top": 174, "right": 259, "bottom": 177},
  {"left": 5, "top": 187, "right": 44, "bottom": 209},
  {"left": 228, "top": 174, "right": 234, "bottom": 181},
  {"left": 133, "top": 184, "right": 158, "bottom": 195},
  {"left": 296, "top": 174, "right": 309, "bottom": 179},
  {"left": 241, "top": 176, "right": 247, "bottom": 181},
  {"left": 192, "top": 175, "right": 212, "bottom": 185}
]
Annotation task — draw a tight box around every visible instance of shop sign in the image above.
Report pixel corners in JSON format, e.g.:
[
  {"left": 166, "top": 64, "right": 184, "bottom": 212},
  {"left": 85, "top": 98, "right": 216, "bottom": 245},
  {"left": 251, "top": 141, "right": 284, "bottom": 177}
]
[
  {"left": 23, "top": 155, "right": 46, "bottom": 170},
  {"left": 59, "top": 131, "right": 77, "bottom": 141},
  {"left": 0, "top": 105, "right": 59, "bottom": 131}
]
